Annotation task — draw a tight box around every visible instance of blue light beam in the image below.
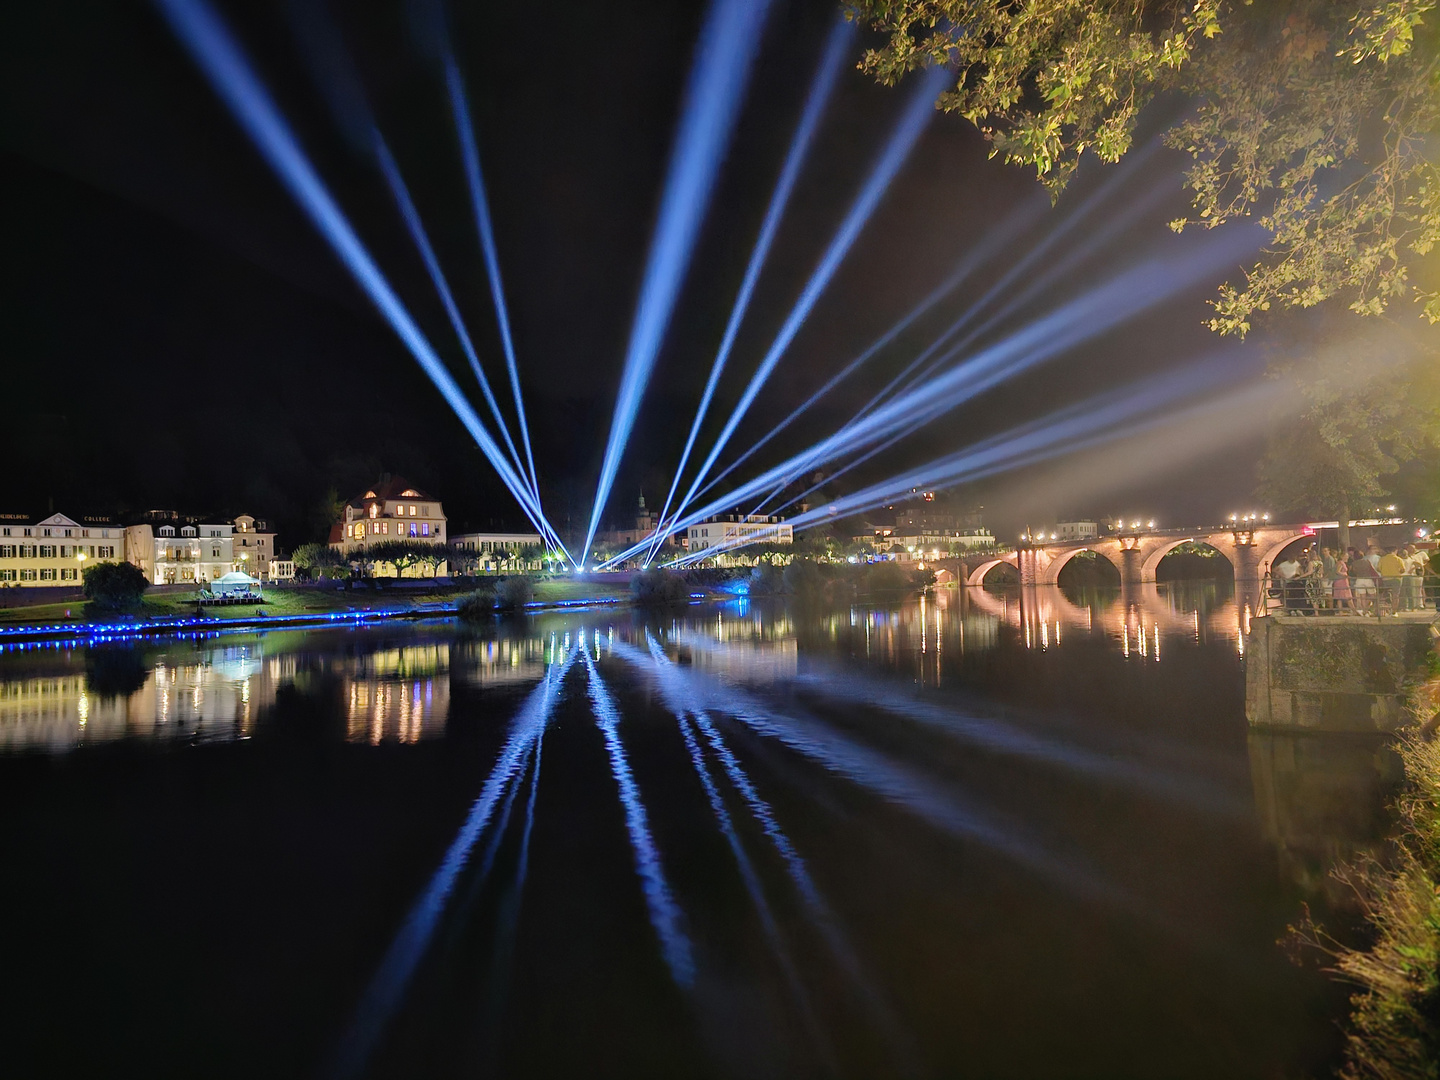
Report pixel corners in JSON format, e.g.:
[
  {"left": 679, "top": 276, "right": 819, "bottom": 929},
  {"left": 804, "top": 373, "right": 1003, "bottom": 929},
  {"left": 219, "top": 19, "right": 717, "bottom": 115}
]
[
  {"left": 445, "top": 55, "right": 542, "bottom": 501},
  {"left": 670, "top": 63, "right": 951, "bottom": 530},
  {"left": 603, "top": 227, "right": 1259, "bottom": 567},
  {"left": 372, "top": 134, "right": 535, "bottom": 500},
  {"left": 583, "top": 0, "right": 776, "bottom": 564},
  {"left": 581, "top": 640, "right": 696, "bottom": 987},
  {"left": 327, "top": 646, "right": 575, "bottom": 1079},
  {"left": 153, "top": 0, "right": 560, "bottom": 547},
  {"left": 688, "top": 195, "right": 1046, "bottom": 509},
  {"left": 648, "top": 15, "right": 854, "bottom": 562}
]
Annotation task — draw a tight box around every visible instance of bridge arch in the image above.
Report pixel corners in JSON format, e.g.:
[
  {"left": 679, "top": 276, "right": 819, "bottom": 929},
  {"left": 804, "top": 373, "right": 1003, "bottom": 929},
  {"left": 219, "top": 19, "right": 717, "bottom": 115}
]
[
  {"left": 1256, "top": 531, "right": 1315, "bottom": 574},
  {"left": 966, "top": 557, "right": 1017, "bottom": 586},
  {"left": 1036, "top": 547, "right": 1122, "bottom": 586},
  {"left": 1140, "top": 537, "right": 1234, "bottom": 582}
]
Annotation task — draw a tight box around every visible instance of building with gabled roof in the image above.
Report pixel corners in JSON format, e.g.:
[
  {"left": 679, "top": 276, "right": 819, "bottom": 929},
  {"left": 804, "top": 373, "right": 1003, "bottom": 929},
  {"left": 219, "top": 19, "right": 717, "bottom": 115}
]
[
  {"left": 330, "top": 475, "right": 448, "bottom": 576},
  {"left": 0, "top": 513, "right": 124, "bottom": 587}
]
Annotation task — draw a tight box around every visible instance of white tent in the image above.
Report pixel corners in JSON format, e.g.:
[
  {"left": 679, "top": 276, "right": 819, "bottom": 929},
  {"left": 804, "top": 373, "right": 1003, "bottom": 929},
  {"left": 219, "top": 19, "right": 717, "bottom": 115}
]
[{"left": 210, "top": 571, "right": 262, "bottom": 598}]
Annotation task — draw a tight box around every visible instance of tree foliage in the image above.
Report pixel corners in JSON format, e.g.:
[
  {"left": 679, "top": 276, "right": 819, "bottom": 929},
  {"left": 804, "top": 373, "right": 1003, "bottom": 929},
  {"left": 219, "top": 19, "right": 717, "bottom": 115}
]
[
  {"left": 291, "top": 542, "right": 348, "bottom": 580},
  {"left": 852, "top": 0, "right": 1440, "bottom": 334},
  {"left": 1255, "top": 319, "right": 1440, "bottom": 518},
  {"left": 82, "top": 560, "right": 150, "bottom": 611}
]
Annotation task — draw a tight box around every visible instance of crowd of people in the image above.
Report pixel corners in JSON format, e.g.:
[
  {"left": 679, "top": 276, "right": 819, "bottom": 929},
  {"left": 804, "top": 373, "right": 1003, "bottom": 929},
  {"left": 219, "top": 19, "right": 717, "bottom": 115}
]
[{"left": 1270, "top": 542, "right": 1436, "bottom": 614}]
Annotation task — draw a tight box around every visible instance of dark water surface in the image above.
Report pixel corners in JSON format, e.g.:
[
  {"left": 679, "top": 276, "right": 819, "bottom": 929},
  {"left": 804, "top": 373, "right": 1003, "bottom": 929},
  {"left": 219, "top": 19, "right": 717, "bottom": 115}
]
[{"left": 0, "top": 583, "right": 1388, "bottom": 1078}]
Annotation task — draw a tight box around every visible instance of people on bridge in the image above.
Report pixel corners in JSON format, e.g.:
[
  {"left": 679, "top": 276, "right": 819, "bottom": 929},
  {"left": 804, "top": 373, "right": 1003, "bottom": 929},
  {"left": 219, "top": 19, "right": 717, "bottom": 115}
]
[
  {"left": 1348, "top": 547, "right": 1380, "bottom": 612},
  {"left": 1327, "top": 546, "right": 1352, "bottom": 611}
]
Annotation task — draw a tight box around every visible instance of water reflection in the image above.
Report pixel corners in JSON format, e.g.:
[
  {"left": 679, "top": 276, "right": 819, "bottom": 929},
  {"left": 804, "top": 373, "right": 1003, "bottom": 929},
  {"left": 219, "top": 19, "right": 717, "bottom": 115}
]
[{"left": 0, "top": 591, "right": 1367, "bottom": 1078}]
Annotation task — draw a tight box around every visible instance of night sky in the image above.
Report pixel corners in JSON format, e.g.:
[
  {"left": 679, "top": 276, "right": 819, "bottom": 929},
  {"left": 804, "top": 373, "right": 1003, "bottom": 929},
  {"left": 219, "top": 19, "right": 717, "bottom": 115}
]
[{"left": 2, "top": 0, "right": 1281, "bottom": 550}]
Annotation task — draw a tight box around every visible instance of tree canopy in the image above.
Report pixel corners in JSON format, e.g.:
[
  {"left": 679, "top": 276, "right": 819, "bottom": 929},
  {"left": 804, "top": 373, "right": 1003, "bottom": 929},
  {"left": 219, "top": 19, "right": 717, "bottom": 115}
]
[{"left": 852, "top": 0, "right": 1440, "bottom": 335}]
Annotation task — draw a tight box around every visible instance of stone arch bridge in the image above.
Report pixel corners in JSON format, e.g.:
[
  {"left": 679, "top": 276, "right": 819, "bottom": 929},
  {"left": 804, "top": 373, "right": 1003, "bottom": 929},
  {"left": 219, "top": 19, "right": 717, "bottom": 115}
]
[{"left": 957, "top": 524, "right": 1316, "bottom": 588}]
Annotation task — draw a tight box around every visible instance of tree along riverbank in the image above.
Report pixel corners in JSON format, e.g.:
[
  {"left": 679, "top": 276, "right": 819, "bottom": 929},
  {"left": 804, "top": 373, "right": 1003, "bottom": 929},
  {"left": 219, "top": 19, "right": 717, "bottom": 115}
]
[{"left": 1298, "top": 667, "right": 1440, "bottom": 1079}]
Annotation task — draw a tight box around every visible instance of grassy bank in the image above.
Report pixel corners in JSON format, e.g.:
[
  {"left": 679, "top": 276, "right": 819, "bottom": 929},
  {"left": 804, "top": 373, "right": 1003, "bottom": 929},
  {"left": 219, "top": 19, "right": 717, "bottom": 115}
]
[
  {"left": 0, "top": 577, "right": 636, "bottom": 631},
  {"left": 1299, "top": 679, "right": 1440, "bottom": 1079}
]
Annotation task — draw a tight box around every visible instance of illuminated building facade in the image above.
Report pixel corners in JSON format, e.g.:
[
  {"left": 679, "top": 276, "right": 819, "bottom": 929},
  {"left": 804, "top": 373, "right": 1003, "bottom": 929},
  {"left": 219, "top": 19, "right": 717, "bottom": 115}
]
[
  {"left": 448, "top": 531, "right": 545, "bottom": 573},
  {"left": 233, "top": 514, "right": 279, "bottom": 578},
  {"left": 330, "top": 475, "right": 449, "bottom": 576},
  {"left": 138, "top": 521, "right": 236, "bottom": 584},
  {"left": 0, "top": 512, "right": 124, "bottom": 587},
  {"left": 686, "top": 512, "right": 793, "bottom": 552}
]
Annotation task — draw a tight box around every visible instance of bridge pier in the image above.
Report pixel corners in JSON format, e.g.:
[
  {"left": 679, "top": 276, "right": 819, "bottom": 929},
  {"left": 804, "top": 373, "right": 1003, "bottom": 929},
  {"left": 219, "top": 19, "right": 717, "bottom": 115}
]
[{"left": 1120, "top": 546, "right": 1144, "bottom": 587}]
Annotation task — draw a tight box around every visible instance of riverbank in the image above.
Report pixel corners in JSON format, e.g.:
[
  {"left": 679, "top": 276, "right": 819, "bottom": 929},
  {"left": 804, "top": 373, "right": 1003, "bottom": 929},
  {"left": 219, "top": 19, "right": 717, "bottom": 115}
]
[
  {"left": 0, "top": 579, "right": 635, "bottom": 646},
  {"left": 1302, "top": 671, "right": 1440, "bottom": 1079}
]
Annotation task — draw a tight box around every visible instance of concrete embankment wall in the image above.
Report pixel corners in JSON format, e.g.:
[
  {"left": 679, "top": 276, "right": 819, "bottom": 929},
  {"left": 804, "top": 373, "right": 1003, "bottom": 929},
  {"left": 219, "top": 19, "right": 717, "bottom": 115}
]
[{"left": 1246, "top": 616, "right": 1436, "bottom": 730}]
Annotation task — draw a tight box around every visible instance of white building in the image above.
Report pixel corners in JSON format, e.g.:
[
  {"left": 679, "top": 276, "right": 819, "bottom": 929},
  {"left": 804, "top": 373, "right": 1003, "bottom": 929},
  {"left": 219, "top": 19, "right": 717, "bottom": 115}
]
[
  {"left": 449, "top": 532, "right": 546, "bottom": 574},
  {"left": 329, "top": 476, "right": 448, "bottom": 577},
  {"left": 132, "top": 521, "right": 235, "bottom": 585},
  {"left": 0, "top": 513, "right": 124, "bottom": 587},
  {"left": 686, "top": 513, "right": 793, "bottom": 556},
  {"left": 232, "top": 514, "right": 279, "bottom": 578},
  {"left": 1052, "top": 521, "right": 1100, "bottom": 542}
]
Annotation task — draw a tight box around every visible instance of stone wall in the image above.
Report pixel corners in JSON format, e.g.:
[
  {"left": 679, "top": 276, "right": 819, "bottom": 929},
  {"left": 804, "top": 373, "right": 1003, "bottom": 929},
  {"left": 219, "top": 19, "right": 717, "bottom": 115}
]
[{"left": 1246, "top": 616, "right": 1436, "bottom": 730}]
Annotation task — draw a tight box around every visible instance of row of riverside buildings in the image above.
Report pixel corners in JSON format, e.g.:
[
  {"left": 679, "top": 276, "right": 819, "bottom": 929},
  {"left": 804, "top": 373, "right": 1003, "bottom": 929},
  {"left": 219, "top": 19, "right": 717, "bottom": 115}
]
[
  {"left": 0, "top": 511, "right": 292, "bottom": 588},
  {"left": 0, "top": 475, "right": 811, "bottom": 589}
]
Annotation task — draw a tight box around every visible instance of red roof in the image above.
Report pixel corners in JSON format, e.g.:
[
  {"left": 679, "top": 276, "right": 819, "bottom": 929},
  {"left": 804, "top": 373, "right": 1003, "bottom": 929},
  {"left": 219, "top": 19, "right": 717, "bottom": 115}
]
[{"left": 346, "top": 476, "right": 434, "bottom": 509}]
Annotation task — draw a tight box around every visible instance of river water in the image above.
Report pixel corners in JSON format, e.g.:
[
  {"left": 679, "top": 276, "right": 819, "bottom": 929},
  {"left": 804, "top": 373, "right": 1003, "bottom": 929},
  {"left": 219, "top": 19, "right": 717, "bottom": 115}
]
[{"left": 0, "top": 583, "right": 1393, "bottom": 1078}]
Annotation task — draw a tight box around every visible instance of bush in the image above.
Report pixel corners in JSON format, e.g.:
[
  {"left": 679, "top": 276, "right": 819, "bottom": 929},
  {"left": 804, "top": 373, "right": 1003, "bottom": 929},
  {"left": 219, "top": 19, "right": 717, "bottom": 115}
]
[
  {"left": 82, "top": 561, "right": 150, "bottom": 611},
  {"left": 749, "top": 564, "right": 785, "bottom": 596},
  {"left": 496, "top": 575, "right": 534, "bottom": 611},
  {"left": 630, "top": 568, "right": 690, "bottom": 606},
  {"left": 863, "top": 560, "right": 911, "bottom": 594},
  {"left": 456, "top": 584, "right": 496, "bottom": 621},
  {"left": 782, "top": 559, "right": 826, "bottom": 601}
]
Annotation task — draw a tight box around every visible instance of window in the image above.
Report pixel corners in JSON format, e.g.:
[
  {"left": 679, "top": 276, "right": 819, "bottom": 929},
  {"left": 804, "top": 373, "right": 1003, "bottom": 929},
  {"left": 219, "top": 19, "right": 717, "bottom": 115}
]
[
  {"left": 20, "top": 569, "right": 37, "bottom": 581},
  {"left": 39, "top": 568, "right": 56, "bottom": 581},
  {"left": 38, "top": 545, "right": 56, "bottom": 558},
  {"left": 64, "top": 529, "right": 72, "bottom": 537},
  {"left": 99, "top": 546, "right": 114, "bottom": 558},
  {"left": 58, "top": 546, "right": 68, "bottom": 558},
  {"left": 42, "top": 529, "right": 51, "bottom": 537},
  {"left": 369, "top": 503, "right": 378, "bottom": 519},
  {"left": 421, "top": 523, "right": 430, "bottom": 537},
  {"left": 0, "top": 546, "right": 12, "bottom": 559},
  {"left": 23, "top": 529, "right": 32, "bottom": 537},
  {"left": 211, "top": 546, "right": 221, "bottom": 558},
  {"left": 421, "top": 505, "right": 428, "bottom": 517},
  {"left": 408, "top": 524, "right": 417, "bottom": 538},
  {"left": 409, "top": 505, "right": 417, "bottom": 516},
  {"left": 60, "top": 568, "right": 77, "bottom": 581},
  {"left": 0, "top": 570, "right": 13, "bottom": 581},
  {"left": 20, "top": 545, "right": 36, "bottom": 558},
  {"left": 0, "top": 528, "right": 7, "bottom": 537},
  {"left": 382, "top": 522, "right": 389, "bottom": 535}
]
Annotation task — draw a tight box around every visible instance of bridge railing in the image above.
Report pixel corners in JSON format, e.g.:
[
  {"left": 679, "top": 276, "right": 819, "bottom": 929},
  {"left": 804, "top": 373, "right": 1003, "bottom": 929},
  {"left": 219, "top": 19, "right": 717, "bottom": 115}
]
[{"left": 1259, "top": 572, "right": 1439, "bottom": 618}]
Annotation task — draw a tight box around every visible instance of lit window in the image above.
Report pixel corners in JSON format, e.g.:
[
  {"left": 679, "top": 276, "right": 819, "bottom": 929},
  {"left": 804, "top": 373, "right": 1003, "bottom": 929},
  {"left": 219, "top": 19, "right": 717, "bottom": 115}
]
[
  {"left": 382, "top": 522, "right": 389, "bottom": 534},
  {"left": 369, "top": 503, "right": 378, "bottom": 519},
  {"left": 421, "top": 523, "right": 430, "bottom": 537}
]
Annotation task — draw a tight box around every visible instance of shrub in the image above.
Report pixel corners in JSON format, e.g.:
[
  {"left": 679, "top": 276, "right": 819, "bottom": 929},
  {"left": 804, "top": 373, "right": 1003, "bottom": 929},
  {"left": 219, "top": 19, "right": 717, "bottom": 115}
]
[
  {"left": 82, "top": 561, "right": 150, "bottom": 611},
  {"left": 782, "top": 559, "right": 826, "bottom": 601},
  {"left": 496, "top": 575, "right": 534, "bottom": 611},
  {"left": 456, "top": 584, "right": 496, "bottom": 621},
  {"left": 750, "top": 564, "right": 785, "bottom": 596},
  {"left": 630, "top": 568, "right": 689, "bottom": 606},
  {"left": 863, "top": 560, "right": 911, "bottom": 594}
]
